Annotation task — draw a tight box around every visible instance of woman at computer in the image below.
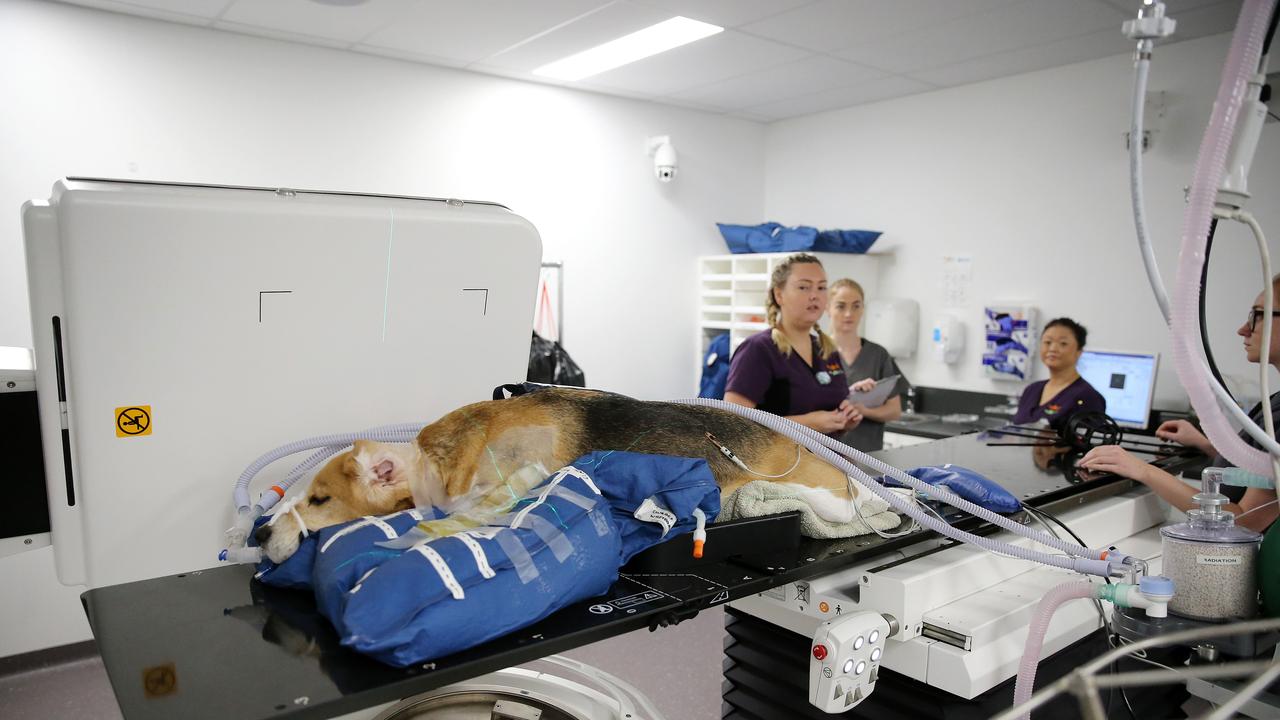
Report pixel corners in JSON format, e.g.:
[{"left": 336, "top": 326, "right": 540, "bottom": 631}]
[
  {"left": 1080, "top": 280, "right": 1280, "bottom": 532},
  {"left": 1013, "top": 318, "right": 1106, "bottom": 428},
  {"left": 724, "top": 254, "right": 869, "bottom": 435},
  {"left": 827, "top": 278, "right": 907, "bottom": 451}
]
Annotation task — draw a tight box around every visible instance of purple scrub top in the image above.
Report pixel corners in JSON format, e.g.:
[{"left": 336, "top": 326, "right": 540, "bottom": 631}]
[
  {"left": 1014, "top": 376, "right": 1106, "bottom": 427},
  {"left": 726, "top": 330, "right": 849, "bottom": 425}
]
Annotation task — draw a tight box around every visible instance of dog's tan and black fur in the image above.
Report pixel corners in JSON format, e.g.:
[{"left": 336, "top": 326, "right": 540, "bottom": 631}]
[{"left": 256, "top": 388, "right": 857, "bottom": 563}]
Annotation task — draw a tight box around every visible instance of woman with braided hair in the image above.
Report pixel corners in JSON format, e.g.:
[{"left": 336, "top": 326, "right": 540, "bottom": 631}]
[{"left": 724, "top": 253, "right": 866, "bottom": 436}]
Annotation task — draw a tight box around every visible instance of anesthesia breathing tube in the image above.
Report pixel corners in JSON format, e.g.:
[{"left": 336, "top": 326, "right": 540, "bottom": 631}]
[
  {"left": 673, "top": 398, "right": 1121, "bottom": 577},
  {"left": 223, "top": 422, "right": 424, "bottom": 557}
]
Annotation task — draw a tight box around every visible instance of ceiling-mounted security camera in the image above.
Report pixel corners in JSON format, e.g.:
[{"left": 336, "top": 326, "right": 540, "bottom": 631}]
[{"left": 646, "top": 135, "right": 678, "bottom": 183}]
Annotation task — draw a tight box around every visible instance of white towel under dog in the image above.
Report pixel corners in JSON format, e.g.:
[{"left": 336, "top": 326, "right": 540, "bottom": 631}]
[{"left": 719, "top": 481, "right": 902, "bottom": 539}]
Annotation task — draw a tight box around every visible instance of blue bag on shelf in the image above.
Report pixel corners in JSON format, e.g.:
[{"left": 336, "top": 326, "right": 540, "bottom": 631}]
[
  {"left": 814, "top": 229, "right": 881, "bottom": 254},
  {"left": 717, "top": 222, "right": 818, "bottom": 254},
  {"left": 718, "top": 223, "right": 880, "bottom": 255}
]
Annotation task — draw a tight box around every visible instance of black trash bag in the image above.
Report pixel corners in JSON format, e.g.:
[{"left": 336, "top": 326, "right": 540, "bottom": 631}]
[{"left": 527, "top": 331, "right": 585, "bottom": 387}]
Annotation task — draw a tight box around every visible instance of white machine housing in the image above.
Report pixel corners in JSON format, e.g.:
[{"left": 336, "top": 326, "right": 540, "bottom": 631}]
[
  {"left": 732, "top": 488, "right": 1173, "bottom": 701},
  {"left": 24, "top": 179, "right": 542, "bottom": 588}
]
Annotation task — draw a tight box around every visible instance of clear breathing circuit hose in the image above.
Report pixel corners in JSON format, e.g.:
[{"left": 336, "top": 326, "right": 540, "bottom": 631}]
[
  {"left": 225, "top": 422, "right": 424, "bottom": 550},
  {"left": 672, "top": 399, "right": 1115, "bottom": 577},
  {"left": 1170, "top": 0, "right": 1279, "bottom": 475},
  {"left": 1129, "top": 10, "right": 1280, "bottom": 461}
]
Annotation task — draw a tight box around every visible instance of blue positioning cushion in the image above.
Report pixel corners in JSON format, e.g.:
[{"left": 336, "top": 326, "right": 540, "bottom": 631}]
[
  {"left": 253, "top": 507, "right": 446, "bottom": 591},
  {"left": 336, "top": 467, "right": 620, "bottom": 665},
  {"left": 890, "top": 464, "right": 1022, "bottom": 514},
  {"left": 254, "top": 452, "right": 722, "bottom": 667},
  {"left": 574, "top": 450, "right": 721, "bottom": 564}
]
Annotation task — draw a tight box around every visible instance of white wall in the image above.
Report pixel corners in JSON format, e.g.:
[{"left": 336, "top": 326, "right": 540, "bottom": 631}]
[
  {"left": 765, "top": 32, "right": 1280, "bottom": 410},
  {"left": 0, "top": 0, "right": 763, "bottom": 657}
]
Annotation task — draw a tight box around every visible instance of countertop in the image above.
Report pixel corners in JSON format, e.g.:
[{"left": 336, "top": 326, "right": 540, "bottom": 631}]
[{"left": 885, "top": 412, "right": 1011, "bottom": 439}]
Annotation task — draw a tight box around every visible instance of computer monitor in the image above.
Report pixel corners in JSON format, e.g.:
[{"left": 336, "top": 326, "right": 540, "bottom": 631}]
[{"left": 1075, "top": 349, "right": 1160, "bottom": 430}]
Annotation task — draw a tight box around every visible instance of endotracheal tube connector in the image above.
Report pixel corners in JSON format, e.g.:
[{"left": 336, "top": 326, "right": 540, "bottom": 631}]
[{"left": 1099, "top": 575, "right": 1176, "bottom": 618}]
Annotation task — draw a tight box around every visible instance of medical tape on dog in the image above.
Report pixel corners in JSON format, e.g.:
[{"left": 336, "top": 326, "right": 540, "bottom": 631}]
[
  {"left": 499, "top": 512, "right": 574, "bottom": 563},
  {"left": 453, "top": 534, "right": 496, "bottom": 579},
  {"left": 541, "top": 485, "right": 599, "bottom": 511},
  {"left": 510, "top": 468, "right": 572, "bottom": 527},
  {"left": 320, "top": 516, "right": 397, "bottom": 554},
  {"left": 266, "top": 495, "right": 310, "bottom": 538},
  {"left": 412, "top": 545, "right": 465, "bottom": 600},
  {"left": 494, "top": 529, "right": 539, "bottom": 584}
]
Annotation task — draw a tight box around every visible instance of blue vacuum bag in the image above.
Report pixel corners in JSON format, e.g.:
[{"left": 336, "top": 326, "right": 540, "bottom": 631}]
[
  {"left": 889, "top": 464, "right": 1022, "bottom": 514},
  {"left": 282, "top": 451, "right": 720, "bottom": 667},
  {"left": 573, "top": 451, "right": 721, "bottom": 564},
  {"left": 337, "top": 469, "right": 620, "bottom": 665}
]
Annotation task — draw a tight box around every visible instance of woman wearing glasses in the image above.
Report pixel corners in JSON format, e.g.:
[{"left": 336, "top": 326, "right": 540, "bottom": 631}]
[
  {"left": 725, "top": 253, "right": 870, "bottom": 435},
  {"left": 1079, "top": 278, "right": 1280, "bottom": 531}
]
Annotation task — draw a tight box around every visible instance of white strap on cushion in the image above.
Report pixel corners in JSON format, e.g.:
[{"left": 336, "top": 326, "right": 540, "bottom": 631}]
[{"left": 414, "top": 545, "right": 465, "bottom": 600}]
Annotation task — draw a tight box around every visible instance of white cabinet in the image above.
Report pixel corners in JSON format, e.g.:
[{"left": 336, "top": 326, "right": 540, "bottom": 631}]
[{"left": 696, "top": 252, "right": 881, "bottom": 387}]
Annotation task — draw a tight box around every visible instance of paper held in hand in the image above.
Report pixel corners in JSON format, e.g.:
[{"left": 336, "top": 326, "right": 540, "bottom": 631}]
[{"left": 848, "top": 374, "right": 900, "bottom": 408}]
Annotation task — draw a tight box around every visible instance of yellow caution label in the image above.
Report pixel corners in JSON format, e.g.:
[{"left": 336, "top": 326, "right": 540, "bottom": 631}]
[{"left": 115, "top": 405, "right": 152, "bottom": 437}]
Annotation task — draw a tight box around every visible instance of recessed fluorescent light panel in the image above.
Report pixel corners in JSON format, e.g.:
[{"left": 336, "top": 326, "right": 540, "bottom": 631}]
[{"left": 534, "top": 16, "right": 723, "bottom": 81}]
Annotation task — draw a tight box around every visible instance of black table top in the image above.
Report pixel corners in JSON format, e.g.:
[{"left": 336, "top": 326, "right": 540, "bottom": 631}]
[{"left": 83, "top": 431, "right": 1201, "bottom": 720}]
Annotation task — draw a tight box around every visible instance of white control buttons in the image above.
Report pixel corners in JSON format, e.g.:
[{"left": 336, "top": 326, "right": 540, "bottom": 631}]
[
  {"left": 855, "top": 661, "right": 867, "bottom": 675},
  {"left": 871, "top": 648, "right": 881, "bottom": 662},
  {"left": 869, "top": 630, "right": 879, "bottom": 644},
  {"left": 843, "top": 659, "right": 854, "bottom": 674},
  {"left": 853, "top": 636, "right": 864, "bottom": 650}
]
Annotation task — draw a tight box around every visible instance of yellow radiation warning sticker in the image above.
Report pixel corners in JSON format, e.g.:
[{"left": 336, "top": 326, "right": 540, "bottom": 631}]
[{"left": 115, "top": 406, "right": 152, "bottom": 437}]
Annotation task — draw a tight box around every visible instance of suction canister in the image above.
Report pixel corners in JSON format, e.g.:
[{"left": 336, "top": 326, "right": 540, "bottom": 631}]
[{"left": 1160, "top": 471, "right": 1262, "bottom": 621}]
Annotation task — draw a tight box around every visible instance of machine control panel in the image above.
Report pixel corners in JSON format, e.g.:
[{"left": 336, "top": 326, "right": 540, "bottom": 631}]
[{"left": 809, "top": 611, "right": 891, "bottom": 712}]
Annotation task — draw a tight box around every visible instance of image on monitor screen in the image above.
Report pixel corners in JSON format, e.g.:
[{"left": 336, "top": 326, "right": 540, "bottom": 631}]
[{"left": 1075, "top": 350, "right": 1160, "bottom": 429}]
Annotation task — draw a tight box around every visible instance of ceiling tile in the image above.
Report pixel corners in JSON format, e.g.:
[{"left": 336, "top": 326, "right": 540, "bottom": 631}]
[
  {"left": 668, "top": 54, "right": 886, "bottom": 110},
  {"left": 55, "top": 0, "right": 228, "bottom": 25},
  {"left": 908, "top": 25, "right": 1133, "bottom": 87},
  {"left": 360, "top": 0, "right": 610, "bottom": 66},
  {"left": 834, "top": 0, "right": 1131, "bottom": 74},
  {"left": 481, "top": 2, "right": 672, "bottom": 71},
  {"left": 211, "top": 18, "right": 354, "bottom": 49},
  {"left": 627, "top": 0, "right": 816, "bottom": 28},
  {"left": 352, "top": 43, "right": 469, "bottom": 70},
  {"left": 740, "top": 0, "right": 1025, "bottom": 52},
  {"left": 746, "top": 75, "right": 937, "bottom": 119},
  {"left": 220, "top": 0, "right": 418, "bottom": 45},
  {"left": 583, "top": 30, "right": 812, "bottom": 96}
]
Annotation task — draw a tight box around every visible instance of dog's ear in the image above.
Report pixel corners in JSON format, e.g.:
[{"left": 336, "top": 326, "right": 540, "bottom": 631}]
[{"left": 348, "top": 440, "right": 401, "bottom": 487}]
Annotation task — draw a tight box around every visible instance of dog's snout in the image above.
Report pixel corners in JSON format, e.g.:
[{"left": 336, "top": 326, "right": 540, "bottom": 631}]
[{"left": 254, "top": 524, "right": 273, "bottom": 545}]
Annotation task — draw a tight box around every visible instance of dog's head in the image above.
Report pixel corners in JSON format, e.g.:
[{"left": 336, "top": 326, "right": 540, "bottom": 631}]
[{"left": 254, "top": 440, "right": 423, "bottom": 563}]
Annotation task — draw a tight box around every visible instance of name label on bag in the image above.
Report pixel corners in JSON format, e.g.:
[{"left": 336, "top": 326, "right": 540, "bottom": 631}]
[{"left": 634, "top": 497, "right": 677, "bottom": 537}]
